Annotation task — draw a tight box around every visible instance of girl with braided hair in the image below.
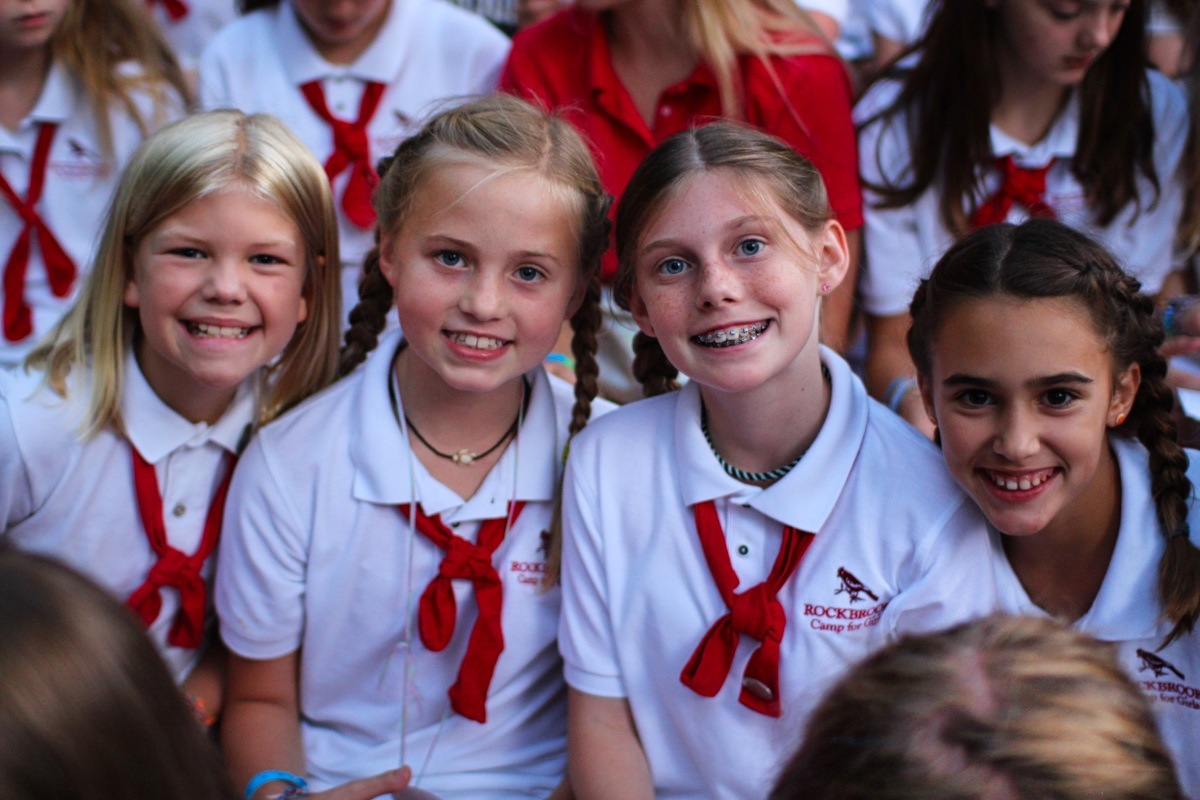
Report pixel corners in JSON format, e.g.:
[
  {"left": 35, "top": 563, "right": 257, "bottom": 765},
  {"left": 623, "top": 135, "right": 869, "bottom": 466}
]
[
  {"left": 908, "top": 218, "right": 1200, "bottom": 797},
  {"left": 559, "top": 123, "right": 997, "bottom": 800},
  {"left": 216, "top": 94, "right": 613, "bottom": 800}
]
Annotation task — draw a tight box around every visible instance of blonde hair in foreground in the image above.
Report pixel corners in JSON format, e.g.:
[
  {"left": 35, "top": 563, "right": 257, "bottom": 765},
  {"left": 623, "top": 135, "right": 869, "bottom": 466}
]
[
  {"left": 770, "top": 615, "right": 1184, "bottom": 800},
  {"left": 26, "top": 110, "right": 342, "bottom": 437}
]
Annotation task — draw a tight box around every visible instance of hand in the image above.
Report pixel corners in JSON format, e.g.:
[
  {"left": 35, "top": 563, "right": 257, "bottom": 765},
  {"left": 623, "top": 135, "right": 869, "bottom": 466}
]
[
  {"left": 1160, "top": 334, "right": 1200, "bottom": 360},
  {"left": 543, "top": 361, "right": 577, "bottom": 384},
  {"left": 898, "top": 387, "right": 937, "bottom": 440},
  {"left": 304, "top": 769, "right": 413, "bottom": 800}
]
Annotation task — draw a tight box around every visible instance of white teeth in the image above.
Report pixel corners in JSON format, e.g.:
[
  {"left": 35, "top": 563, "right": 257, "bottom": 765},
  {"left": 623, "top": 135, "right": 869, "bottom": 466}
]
[
  {"left": 447, "top": 332, "right": 507, "bottom": 350},
  {"left": 988, "top": 470, "right": 1052, "bottom": 491},
  {"left": 188, "top": 322, "right": 249, "bottom": 339},
  {"left": 694, "top": 321, "right": 769, "bottom": 348},
  {"left": 1018, "top": 480, "right": 1031, "bottom": 491}
]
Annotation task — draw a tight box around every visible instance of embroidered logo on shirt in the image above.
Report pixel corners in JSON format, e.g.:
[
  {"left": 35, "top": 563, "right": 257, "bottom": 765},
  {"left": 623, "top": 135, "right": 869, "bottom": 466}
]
[
  {"left": 50, "top": 137, "right": 108, "bottom": 179},
  {"left": 834, "top": 567, "right": 879, "bottom": 603},
  {"left": 1136, "top": 648, "right": 1198, "bottom": 711},
  {"left": 1138, "top": 649, "right": 1186, "bottom": 680},
  {"left": 510, "top": 530, "right": 550, "bottom": 586}
]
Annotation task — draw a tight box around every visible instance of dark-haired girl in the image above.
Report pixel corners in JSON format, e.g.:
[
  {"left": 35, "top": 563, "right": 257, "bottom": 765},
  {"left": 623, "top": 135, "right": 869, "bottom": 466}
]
[
  {"left": 910, "top": 218, "right": 1200, "bottom": 797},
  {"left": 858, "top": 0, "right": 1189, "bottom": 433}
]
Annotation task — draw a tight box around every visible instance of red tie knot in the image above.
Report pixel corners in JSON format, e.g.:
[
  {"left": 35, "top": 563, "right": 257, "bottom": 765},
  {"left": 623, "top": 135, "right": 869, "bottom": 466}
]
[
  {"left": 147, "top": 548, "right": 191, "bottom": 586},
  {"left": 729, "top": 584, "right": 773, "bottom": 642},
  {"left": 337, "top": 125, "right": 371, "bottom": 162},
  {"left": 439, "top": 537, "right": 495, "bottom": 581}
]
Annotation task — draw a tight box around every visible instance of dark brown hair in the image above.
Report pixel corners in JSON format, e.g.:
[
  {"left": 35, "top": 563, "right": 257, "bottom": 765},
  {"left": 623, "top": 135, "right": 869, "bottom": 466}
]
[
  {"left": 0, "top": 549, "right": 237, "bottom": 800},
  {"left": 861, "top": 0, "right": 1156, "bottom": 235},
  {"left": 771, "top": 615, "right": 1185, "bottom": 800},
  {"left": 612, "top": 122, "right": 832, "bottom": 397},
  {"left": 1179, "top": 2, "right": 1200, "bottom": 256},
  {"left": 908, "top": 219, "right": 1200, "bottom": 645}
]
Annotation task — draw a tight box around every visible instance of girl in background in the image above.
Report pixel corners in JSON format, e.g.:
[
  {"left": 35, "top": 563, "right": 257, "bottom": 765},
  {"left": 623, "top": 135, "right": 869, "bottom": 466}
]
[
  {"left": 501, "top": 0, "right": 861, "bottom": 400},
  {"left": 0, "top": 110, "right": 342, "bottom": 727},
  {"left": 857, "top": 0, "right": 1188, "bottom": 434},
  {"left": 199, "top": 0, "right": 510, "bottom": 323},
  {"left": 909, "top": 219, "right": 1200, "bottom": 796},
  {"left": 559, "top": 123, "right": 995, "bottom": 800},
  {"left": 0, "top": 0, "right": 187, "bottom": 367},
  {"left": 217, "top": 95, "right": 611, "bottom": 800}
]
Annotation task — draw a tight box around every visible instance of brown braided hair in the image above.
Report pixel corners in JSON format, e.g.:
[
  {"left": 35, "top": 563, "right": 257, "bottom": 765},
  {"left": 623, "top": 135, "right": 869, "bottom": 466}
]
[
  {"left": 612, "top": 123, "right": 832, "bottom": 398},
  {"left": 908, "top": 219, "right": 1200, "bottom": 646}
]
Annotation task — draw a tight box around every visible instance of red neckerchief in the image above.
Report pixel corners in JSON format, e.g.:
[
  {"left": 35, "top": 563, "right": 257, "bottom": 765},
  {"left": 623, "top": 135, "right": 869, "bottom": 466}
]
[
  {"left": 147, "top": 0, "right": 188, "bottom": 20},
  {"left": 680, "top": 499, "right": 814, "bottom": 717},
  {"left": 399, "top": 501, "right": 526, "bottom": 723},
  {"left": 0, "top": 122, "right": 76, "bottom": 342},
  {"left": 126, "top": 448, "right": 236, "bottom": 649},
  {"left": 299, "top": 80, "right": 386, "bottom": 229},
  {"left": 971, "top": 155, "right": 1057, "bottom": 228}
]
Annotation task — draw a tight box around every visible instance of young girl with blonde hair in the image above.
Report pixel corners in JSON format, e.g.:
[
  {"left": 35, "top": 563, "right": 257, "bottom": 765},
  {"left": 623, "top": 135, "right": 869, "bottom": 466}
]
[
  {"left": 0, "top": 0, "right": 188, "bottom": 367},
  {"left": 216, "top": 94, "right": 611, "bottom": 800},
  {"left": 909, "top": 219, "right": 1200, "bottom": 795},
  {"left": 560, "top": 122, "right": 995, "bottom": 800},
  {"left": 0, "top": 109, "right": 342, "bottom": 726},
  {"left": 501, "top": 0, "right": 862, "bottom": 399}
]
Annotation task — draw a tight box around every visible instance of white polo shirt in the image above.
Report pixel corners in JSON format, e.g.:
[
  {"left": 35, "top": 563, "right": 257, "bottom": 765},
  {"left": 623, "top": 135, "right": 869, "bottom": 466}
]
[
  {"left": 0, "top": 63, "right": 182, "bottom": 368},
  {"left": 560, "top": 347, "right": 997, "bottom": 800},
  {"left": 198, "top": 0, "right": 510, "bottom": 313},
  {"left": 990, "top": 436, "right": 1200, "bottom": 799},
  {"left": 150, "top": 0, "right": 239, "bottom": 71},
  {"left": 0, "top": 351, "right": 254, "bottom": 681},
  {"left": 856, "top": 69, "right": 1189, "bottom": 316},
  {"left": 216, "top": 330, "right": 611, "bottom": 798},
  {"left": 863, "top": 0, "right": 932, "bottom": 45}
]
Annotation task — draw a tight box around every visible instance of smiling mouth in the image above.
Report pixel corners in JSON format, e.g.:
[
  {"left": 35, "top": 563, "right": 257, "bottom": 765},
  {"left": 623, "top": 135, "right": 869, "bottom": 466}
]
[
  {"left": 185, "top": 321, "right": 252, "bottom": 339},
  {"left": 445, "top": 331, "right": 511, "bottom": 350},
  {"left": 693, "top": 321, "right": 769, "bottom": 348},
  {"left": 982, "top": 468, "right": 1056, "bottom": 492}
]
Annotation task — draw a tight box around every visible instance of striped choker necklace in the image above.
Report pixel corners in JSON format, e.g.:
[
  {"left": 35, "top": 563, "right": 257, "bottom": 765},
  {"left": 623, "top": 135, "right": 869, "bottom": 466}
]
[{"left": 700, "top": 364, "right": 830, "bottom": 484}]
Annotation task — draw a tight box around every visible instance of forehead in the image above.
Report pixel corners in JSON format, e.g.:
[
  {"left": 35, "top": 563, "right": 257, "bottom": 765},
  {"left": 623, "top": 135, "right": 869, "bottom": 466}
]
[
  {"left": 931, "top": 295, "right": 1111, "bottom": 378},
  {"left": 640, "top": 169, "right": 798, "bottom": 240}
]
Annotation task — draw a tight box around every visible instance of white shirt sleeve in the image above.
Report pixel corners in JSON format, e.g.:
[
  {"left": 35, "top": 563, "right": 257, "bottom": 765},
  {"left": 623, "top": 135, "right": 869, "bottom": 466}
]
[
  {"left": 797, "top": 0, "right": 849, "bottom": 24},
  {"left": 558, "top": 448, "right": 626, "bottom": 698},
  {"left": 0, "top": 391, "right": 35, "bottom": 531},
  {"left": 214, "top": 435, "right": 309, "bottom": 659}
]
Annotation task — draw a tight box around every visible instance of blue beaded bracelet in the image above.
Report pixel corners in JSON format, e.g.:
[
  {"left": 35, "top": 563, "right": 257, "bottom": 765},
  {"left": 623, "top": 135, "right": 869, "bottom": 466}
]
[
  {"left": 544, "top": 352, "right": 576, "bottom": 370},
  {"left": 245, "top": 771, "right": 307, "bottom": 800}
]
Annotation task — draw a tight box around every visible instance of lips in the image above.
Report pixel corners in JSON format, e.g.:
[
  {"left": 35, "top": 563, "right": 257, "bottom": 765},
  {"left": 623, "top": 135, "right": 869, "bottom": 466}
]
[
  {"left": 184, "top": 321, "right": 253, "bottom": 339},
  {"left": 692, "top": 320, "right": 769, "bottom": 348},
  {"left": 981, "top": 467, "right": 1057, "bottom": 493}
]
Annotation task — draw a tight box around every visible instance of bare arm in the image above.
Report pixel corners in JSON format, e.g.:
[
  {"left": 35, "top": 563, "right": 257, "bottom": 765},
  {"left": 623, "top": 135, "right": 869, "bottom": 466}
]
[
  {"left": 822, "top": 228, "right": 860, "bottom": 354},
  {"left": 865, "top": 311, "right": 934, "bottom": 436},
  {"left": 568, "top": 689, "right": 654, "bottom": 800},
  {"left": 181, "top": 642, "right": 227, "bottom": 727},
  {"left": 804, "top": 10, "right": 841, "bottom": 41}
]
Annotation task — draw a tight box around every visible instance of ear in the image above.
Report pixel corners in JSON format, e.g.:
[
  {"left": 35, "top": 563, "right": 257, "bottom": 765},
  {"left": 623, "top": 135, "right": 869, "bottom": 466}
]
[
  {"left": 917, "top": 373, "right": 937, "bottom": 426},
  {"left": 1108, "top": 362, "right": 1141, "bottom": 427},
  {"left": 123, "top": 274, "right": 140, "bottom": 309},
  {"left": 815, "top": 220, "right": 850, "bottom": 296},
  {"left": 566, "top": 272, "right": 588, "bottom": 320},
  {"left": 377, "top": 235, "right": 402, "bottom": 291},
  {"left": 297, "top": 255, "right": 320, "bottom": 325},
  {"left": 628, "top": 287, "right": 656, "bottom": 337}
]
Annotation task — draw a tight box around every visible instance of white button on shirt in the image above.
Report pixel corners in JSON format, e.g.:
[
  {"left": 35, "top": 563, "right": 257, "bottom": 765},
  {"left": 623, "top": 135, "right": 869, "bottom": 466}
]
[
  {"left": 216, "top": 330, "right": 612, "bottom": 799},
  {"left": 198, "top": 0, "right": 511, "bottom": 319},
  {"left": 560, "top": 348, "right": 997, "bottom": 800},
  {"left": 990, "top": 436, "right": 1200, "bottom": 799},
  {"left": 0, "top": 63, "right": 182, "bottom": 367},
  {"left": 856, "top": 69, "right": 1189, "bottom": 316},
  {"left": 0, "top": 350, "right": 254, "bottom": 681}
]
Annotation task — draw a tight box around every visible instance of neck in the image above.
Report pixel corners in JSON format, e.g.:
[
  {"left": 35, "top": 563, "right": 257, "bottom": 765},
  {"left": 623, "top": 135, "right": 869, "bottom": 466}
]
[
  {"left": 700, "top": 350, "right": 830, "bottom": 479},
  {"left": 992, "top": 59, "right": 1071, "bottom": 147},
  {"left": 0, "top": 45, "right": 51, "bottom": 131},
  {"left": 134, "top": 341, "right": 239, "bottom": 426},
  {"left": 300, "top": 0, "right": 390, "bottom": 66},
  {"left": 1003, "top": 442, "right": 1122, "bottom": 621},
  {"left": 607, "top": 1, "right": 697, "bottom": 113}
]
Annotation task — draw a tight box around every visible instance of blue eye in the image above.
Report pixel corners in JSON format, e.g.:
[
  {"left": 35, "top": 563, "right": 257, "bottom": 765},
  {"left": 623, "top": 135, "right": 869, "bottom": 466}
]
[
  {"left": 250, "top": 253, "right": 285, "bottom": 265},
  {"left": 516, "top": 265, "right": 544, "bottom": 282},
  {"left": 436, "top": 250, "right": 463, "bottom": 267},
  {"left": 736, "top": 239, "right": 764, "bottom": 257},
  {"left": 658, "top": 258, "right": 689, "bottom": 276}
]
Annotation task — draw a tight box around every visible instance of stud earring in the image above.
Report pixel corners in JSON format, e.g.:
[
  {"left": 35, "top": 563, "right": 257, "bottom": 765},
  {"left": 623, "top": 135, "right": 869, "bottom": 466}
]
[
  {"left": 1116, "top": 413, "right": 1127, "bottom": 426},
  {"left": 820, "top": 283, "right": 831, "bottom": 293}
]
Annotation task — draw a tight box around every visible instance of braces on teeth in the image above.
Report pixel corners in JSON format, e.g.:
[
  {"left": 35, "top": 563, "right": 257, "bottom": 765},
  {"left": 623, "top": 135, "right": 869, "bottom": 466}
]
[{"left": 694, "top": 321, "right": 769, "bottom": 347}]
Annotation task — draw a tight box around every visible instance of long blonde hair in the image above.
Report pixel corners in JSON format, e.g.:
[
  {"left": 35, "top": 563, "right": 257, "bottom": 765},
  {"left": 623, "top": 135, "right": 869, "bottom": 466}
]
[
  {"left": 772, "top": 615, "right": 1185, "bottom": 800},
  {"left": 27, "top": 110, "right": 342, "bottom": 437},
  {"left": 684, "top": 0, "right": 832, "bottom": 119},
  {"left": 53, "top": 0, "right": 190, "bottom": 153}
]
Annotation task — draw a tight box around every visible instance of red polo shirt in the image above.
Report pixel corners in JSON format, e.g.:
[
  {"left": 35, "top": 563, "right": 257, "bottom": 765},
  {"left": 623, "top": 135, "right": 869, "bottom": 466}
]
[{"left": 500, "top": 7, "right": 863, "bottom": 282}]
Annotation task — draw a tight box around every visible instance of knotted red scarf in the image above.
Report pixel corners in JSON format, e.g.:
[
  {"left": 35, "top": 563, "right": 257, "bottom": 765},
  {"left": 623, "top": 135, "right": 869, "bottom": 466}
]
[
  {"left": 299, "top": 80, "right": 386, "bottom": 229},
  {"left": 147, "top": 0, "right": 188, "bottom": 20},
  {"left": 1, "top": 122, "right": 76, "bottom": 342},
  {"left": 126, "top": 448, "right": 236, "bottom": 649},
  {"left": 399, "top": 501, "right": 525, "bottom": 723},
  {"left": 680, "top": 500, "right": 814, "bottom": 717},
  {"left": 971, "top": 155, "right": 1057, "bottom": 229}
]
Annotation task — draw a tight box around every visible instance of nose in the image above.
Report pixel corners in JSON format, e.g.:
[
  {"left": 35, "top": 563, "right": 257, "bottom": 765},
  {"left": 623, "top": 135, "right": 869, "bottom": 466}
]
[
  {"left": 1079, "top": 7, "right": 1120, "bottom": 51},
  {"left": 694, "top": 257, "right": 744, "bottom": 309},
  {"left": 203, "top": 258, "right": 248, "bottom": 304},
  {"left": 459, "top": 269, "right": 505, "bottom": 321},
  {"left": 992, "top": 404, "right": 1040, "bottom": 462}
]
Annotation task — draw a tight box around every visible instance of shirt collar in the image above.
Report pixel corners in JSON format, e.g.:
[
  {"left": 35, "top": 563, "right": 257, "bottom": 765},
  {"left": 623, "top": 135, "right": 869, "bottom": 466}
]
[
  {"left": 675, "top": 347, "right": 869, "bottom": 533},
  {"left": 351, "top": 330, "right": 562, "bottom": 521},
  {"left": 277, "top": 0, "right": 416, "bottom": 86},
  {"left": 989, "top": 89, "right": 1079, "bottom": 163},
  {"left": 121, "top": 349, "right": 255, "bottom": 464}
]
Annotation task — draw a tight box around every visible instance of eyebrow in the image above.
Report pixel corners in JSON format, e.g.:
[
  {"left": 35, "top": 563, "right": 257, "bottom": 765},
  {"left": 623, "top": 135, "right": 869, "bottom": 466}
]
[
  {"left": 942, "top": 372, "right": 1094, "bottom": 389},
  {"left": 428, "top": 234, "right": 561, "bottom": 263},
  {"left": 640, "top": 215, "right": 769, "bottom": 254}
]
